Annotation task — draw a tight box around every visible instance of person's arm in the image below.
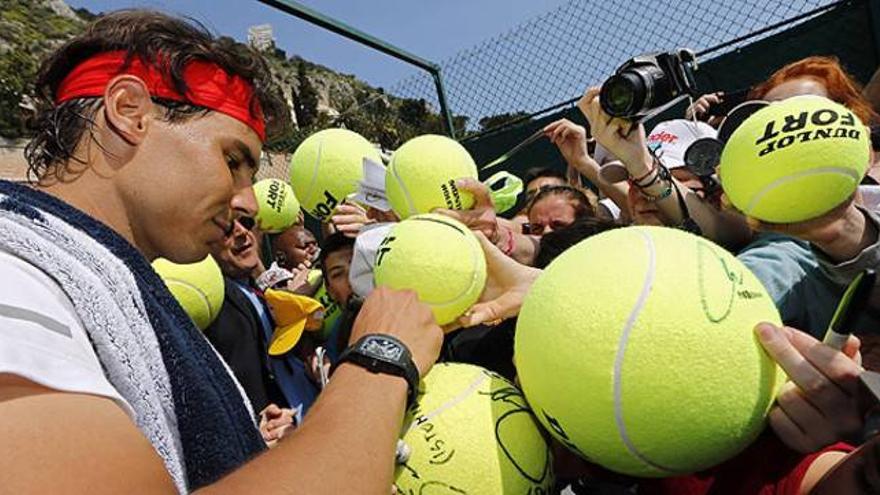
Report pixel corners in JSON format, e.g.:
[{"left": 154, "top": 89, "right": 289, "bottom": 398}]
[
  {"left": 0, "top": 375, "right": 178, "bottom": 494},
  {"left": 210, "top": 364, "right": 409, "bottom": 494},
  {"left": 457, "top": 232, "right": 542, "bottom": 328},
  {"left": 751, "top": 199, "right": 878, "bottom": 267},
  {"left": 577, "top": 87, "right": 752, "bottom": 248},
  {"left": 211, "top": 286, "right": 442, "bottom": 494},
  {"left": 1, "top": 287, "right": 443, "bottom": 495},
  {"left": 434, "top": 178, "right": 539, "bottom": 266},
  {"left": 750, "top": 200, "right": 880, "bottom": 312},
  {"left": 799, "top": 450, "right": 849, "bottom": 495},
  {"left": 543, "top": 118, "right": 630, "bottom": 216}
]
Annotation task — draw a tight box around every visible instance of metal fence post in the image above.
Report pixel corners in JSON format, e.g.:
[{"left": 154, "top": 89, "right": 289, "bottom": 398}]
[{"left": 257, "top": 0, "right": 456, "bottom": 138}]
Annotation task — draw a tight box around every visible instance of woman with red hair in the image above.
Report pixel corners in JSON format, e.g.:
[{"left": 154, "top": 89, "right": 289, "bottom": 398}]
[{"left": 750, "top": 55, "right": 878, "bottom": 125}]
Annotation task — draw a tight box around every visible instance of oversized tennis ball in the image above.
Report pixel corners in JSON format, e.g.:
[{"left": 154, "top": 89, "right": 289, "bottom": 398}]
[
  {"left": 373, "top": 213, "right": 486, "bottom": 325},
  {"left": 719, "top": 95, "right": 869, "bottom": 223},
  {"left": 290, "top": 128, "right": 382, "bottom": 221},
  {"left": 515, "top": 226, "right": 784, "bottom": 477},
  {"left": 313, "top": 276, "right": 342, "bottom": 340},
  {"left": 153, "top": 256, "right": 225, "bottom": 330},
  {"left": 253, "top": 178, "right": 300, "bottom": 233},
  {"left": 386, "top": 134, "right": 478, "bottom": 219},
  {"left": 394, "top": 363, "right": 554, "bottom": 494}
]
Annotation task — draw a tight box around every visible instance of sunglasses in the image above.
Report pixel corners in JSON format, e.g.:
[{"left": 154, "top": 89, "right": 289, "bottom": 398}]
[
  {"left": 521, "top": 220, "right": 571, "bottom": 236},
  {"left": 235, "top": 216, "right": 256, "bottom": 231}
]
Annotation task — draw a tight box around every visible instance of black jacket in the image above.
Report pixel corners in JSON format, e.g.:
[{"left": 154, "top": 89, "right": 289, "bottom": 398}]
[{"left": 204, "top": 276, "right": 288, "bottom": 413}]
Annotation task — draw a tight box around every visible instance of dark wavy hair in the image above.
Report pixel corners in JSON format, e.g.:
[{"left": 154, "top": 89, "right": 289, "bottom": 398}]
[
  {"left": 526, "top": 184, "right": 596, "bottom": 219},
  {"left": 25, "top": 9, "right": 289, "bottom": 181},
  {"left": 533, "top": 216, "right": 620, "bottom": 269}
]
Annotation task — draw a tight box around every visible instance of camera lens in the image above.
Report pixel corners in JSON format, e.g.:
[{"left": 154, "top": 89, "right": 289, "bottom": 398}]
[
  {"left": 600, "top": 64, "right": 668, "bottom": 119},
  {"left": 600, "top": 73, "right": 644, "bottom": 117}
]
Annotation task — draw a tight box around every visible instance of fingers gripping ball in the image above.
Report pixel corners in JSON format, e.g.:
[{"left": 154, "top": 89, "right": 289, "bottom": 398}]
[
  {"left": 386, "top": 134, "right": 479, "bottom": 219},
  {"left": 719, "top": 95, "right": 869, "bottom": 223},
  {"left": 289, "top": 128, "right": 382, "bottom": 221},
  {"left": 394, "top": 363, "right": 554, "bottom": 494},
  {"left": 373, "top": 214, "right": 486, "bottom": 325},
  {"left": 153, "top": 256, "right": 225, "bottom": 330},
  {"left": 253, "top": 178, "right": 300, "bottom": 233},
  {"left": 515, "top": 226, "right": 784, "bottom": 477}
]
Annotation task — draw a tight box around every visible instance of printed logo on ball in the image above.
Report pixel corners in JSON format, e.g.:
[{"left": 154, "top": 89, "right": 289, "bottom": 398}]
[
  {"left": 755, "top": 107, "right": 861, "bottom": 157},
  {"left": 264, "top": 180, "right": 285, "bottom": 213},
  {"left": 311, "top": 190, "right": 339, "bottom": 220},
  {"left": 376, "top": 235, "right": 396, "bottom": 267},
  {"left": 440, "top": 179, "right": 464, "bottom": 209}
]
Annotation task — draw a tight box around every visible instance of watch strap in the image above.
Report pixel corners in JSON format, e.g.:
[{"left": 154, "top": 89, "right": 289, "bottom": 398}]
[{"left": 337, "top": 334, "right": 420, "bottom": 407}]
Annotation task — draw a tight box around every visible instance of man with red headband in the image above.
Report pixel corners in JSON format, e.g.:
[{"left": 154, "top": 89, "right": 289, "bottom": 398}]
[{"left": 0, "top": 10, "right": 449, "bottom": 493}]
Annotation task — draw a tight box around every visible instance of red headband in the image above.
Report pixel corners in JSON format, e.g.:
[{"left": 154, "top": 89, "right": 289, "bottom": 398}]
[{"left": 55, "top": 51, "right": 266, "bottom": 141}]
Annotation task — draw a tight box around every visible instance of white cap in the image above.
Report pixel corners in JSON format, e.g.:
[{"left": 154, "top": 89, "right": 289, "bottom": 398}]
[
  {"left": 646, "top": 119, "right": 717, "bottom": 169},
  {"left": 348, "top": 223, "right": 395, "bottom": 299}
]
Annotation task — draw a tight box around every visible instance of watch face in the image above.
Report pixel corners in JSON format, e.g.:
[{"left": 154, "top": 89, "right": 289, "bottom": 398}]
[{"left": 361, "top": 336, "right": 403, "bottom": 361}]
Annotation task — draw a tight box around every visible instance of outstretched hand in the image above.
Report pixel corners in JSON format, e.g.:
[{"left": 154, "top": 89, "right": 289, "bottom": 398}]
[
  {"left": 457, "top": 232, "right": 541, "bottom": 328},
  {"left": 577, "top": 86, "right": 651, "bottom": 176},
  {"left": 756, "top": 322, "right": 863, "bottom": 453},
  {"left": 544, "top": 118, "right": 590, "bottom": 165},
  {"left": 434, "top": 178, "right": 500, "bottom": 243}
]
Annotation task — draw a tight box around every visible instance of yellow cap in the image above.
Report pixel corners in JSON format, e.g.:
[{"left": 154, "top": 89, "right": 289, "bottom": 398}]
[{"left": 264, "top": 289, "right": 325, "bottom": 356}]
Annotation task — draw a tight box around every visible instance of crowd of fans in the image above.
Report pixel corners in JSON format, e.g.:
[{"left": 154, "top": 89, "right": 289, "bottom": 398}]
[{"left": 2, "top": 8, "right": 880, "bottom": 495}]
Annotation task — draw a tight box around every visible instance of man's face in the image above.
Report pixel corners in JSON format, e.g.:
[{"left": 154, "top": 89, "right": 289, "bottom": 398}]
[
  {"left": 323, "top": 247, "right": 353, "bottom": 305},
  {"left": 275, "top": 227, "right": 318, "bottom": 269},
  {"left": 122, "top": 110, "right": 261, "bottom": 263},
  {"left": 527, "top": 195, "right": 578, "bottom": 235},
  {"left": 214, "top": 217, "right": 262, "bottom": 279}
]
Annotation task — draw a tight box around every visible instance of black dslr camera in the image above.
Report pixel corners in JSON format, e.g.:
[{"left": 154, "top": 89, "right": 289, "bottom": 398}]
[{"left": 599, "top": 49, "right": 698, "bottom": 120}]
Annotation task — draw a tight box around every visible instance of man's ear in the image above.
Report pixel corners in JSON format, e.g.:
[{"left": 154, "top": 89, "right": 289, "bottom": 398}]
[{"left": 102, "top": 75, "right": 154, "bottom": 145}]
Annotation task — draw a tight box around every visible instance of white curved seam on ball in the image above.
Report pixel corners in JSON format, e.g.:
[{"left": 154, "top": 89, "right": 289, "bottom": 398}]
[
  {"left": 401, "top": 217, "right": 478, "bottom": 311},
  {"left": 612, "top": 231, "right": 676, "bottom": 474},
  {"left": 302, "top": 135, "right": 324, "bottom": 211},
  {"left": 744, "top": 166, "right": 861, "bottom": 214},
  {"left": 404, "top": 371, "right": 488, "bottom": 435},
  {"left": 390, "top": 160, "right": 418, "bottom": 217},
  {"left": 166, "top": 279, "right": 214, "bottom": 319},
  {"left": 429, "top": 233, "right": 483, "bottom": 308}
]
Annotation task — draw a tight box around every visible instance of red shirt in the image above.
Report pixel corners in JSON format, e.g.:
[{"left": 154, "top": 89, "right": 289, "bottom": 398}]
[{"left": 639, "top": 432, "right": 852, "bottom": 495}]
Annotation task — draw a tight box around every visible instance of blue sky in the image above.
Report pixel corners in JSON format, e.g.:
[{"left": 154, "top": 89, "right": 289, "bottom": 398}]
[
  {"left": 66, "top": 0, "right": 566, "bottom": 89},
  {"left": 64, "top": 0, "right": 834, "bottom": 128}
]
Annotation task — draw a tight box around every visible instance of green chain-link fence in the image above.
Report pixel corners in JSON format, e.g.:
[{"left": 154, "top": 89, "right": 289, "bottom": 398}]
[{"left": 387, "top": 0, "right": 849, "bottom": 139}]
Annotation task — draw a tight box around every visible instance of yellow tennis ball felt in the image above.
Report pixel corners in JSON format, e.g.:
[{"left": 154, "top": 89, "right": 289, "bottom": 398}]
[
  {"left": 373, "top": 213, "right": 486, "bottom": 325},
  {"left": 253, "top": 178, "right": 300, "bottom": 233},
  {"left": 153, "top": 256, "right": 225, "bottom": 330},
  {"left": 386, "top": 134, "right": 478, "bottom": 219},
  {"left": 313, "top": 277, "right": 342, "bottom": 340},
  {"left": 289, "top": 128, "right": 382, "bottom": 221},
  {"left": 515, "top": 226, "right": 784, "bottom": 477},
  {"left": 394, "top": 363, "right": 554, "bottom": 494},
  {"left": 719, "top": 95, "right": 869, "bottom": 223}
]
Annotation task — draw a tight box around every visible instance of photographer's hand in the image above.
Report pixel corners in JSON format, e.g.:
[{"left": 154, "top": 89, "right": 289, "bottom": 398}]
[
  {"left": 686, "top": 92, "right": 725, "bottom": 127},
  {"left": 577, "top": 87, "right": 653, "bottom": 178}
]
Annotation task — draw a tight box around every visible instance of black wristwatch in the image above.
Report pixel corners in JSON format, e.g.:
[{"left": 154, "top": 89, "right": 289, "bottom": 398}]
[{"left": 337, "top": 334, "right": 420, "bottom": 407}]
